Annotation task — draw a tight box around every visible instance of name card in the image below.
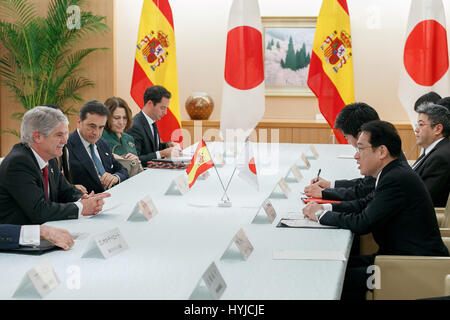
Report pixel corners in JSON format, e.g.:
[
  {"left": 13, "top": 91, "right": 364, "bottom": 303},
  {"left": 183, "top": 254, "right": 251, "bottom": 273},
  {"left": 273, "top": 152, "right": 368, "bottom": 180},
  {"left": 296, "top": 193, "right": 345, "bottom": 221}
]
[
  {"left": 300, "top": 153, "right": 311, "bottom": 169},
  {"left": 309, "top": 145, "right": 320, "bottom": 159},
  {"left": 128, "top": 195, "right": 158, "bottom": 221},
  {"left": 201, "top": 262, "right": 227, "bottom": 300},
  {"left": 278, "top": 178, "right": 291, "bottom": 197},
  {"left": 165, "top": 174, "right": 189, "bottom": 195},
  {"left": 286, "top": 164, "right": 303, "bottom": 183},
  {"left": 82, "top": 227, "right": 129, "bottom": 259},
  {"left": 256, "top": 198, "right": 277, "bottom": 223},
  {"left": 232, "top": 228, "right": 254, "bottom": 260},
  {"left": 14, "top": 259, "right": 60, "bottom": 298}
]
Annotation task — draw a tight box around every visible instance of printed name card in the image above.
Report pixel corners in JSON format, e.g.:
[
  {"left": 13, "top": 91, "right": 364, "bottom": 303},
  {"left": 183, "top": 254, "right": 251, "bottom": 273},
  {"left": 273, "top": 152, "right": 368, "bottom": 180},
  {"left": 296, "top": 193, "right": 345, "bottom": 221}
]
[
  {"left": 309, "top": 145, "right": 320, "bottom": 159},
  {"left": 201, "top": 262, "right": 227, "bottom": 300},
  {"left": 253, "top": 198, "right": 278, "bottom": 224},
  {"left": 127, "top": 195, "right": 158, "bottom": 221},
  {"left": 278, "top": 178, "right": 291, "bottom": 197},
  {"left": 286, "top": 164, "right": 303, "bottom": 183},
  {"left": 165, "top": 174, "right": 189, "bottom": 195},
  {"left": 300, "top": 153, "right": 311, "bottom": 169},
  {"left": 232, "top": 228, "right": 254, "bottom": 260},
  {"left": 14, "top": 259, "right": 60, "bottom": 299},
  {"left": 82, "top": 227, "right": 129, "bottom": 259}
]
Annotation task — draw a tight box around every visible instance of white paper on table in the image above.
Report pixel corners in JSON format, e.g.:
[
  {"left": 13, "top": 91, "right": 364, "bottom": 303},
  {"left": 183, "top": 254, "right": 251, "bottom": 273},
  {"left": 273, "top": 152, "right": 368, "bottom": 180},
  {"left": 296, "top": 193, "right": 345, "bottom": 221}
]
[
  {"left": 273, "top": 250, "right": 346, "bottom": 261},
  {"left": 279, "top": 218, "right": 338, "bottom": 229}
]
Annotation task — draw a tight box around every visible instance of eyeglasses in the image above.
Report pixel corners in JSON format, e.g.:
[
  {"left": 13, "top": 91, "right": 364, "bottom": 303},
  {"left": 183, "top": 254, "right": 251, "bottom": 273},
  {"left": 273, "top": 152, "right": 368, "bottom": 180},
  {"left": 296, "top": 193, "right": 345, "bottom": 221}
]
[
  {"left": 414, "top": 122, "right": 432, "bottom": 130},
  {"left": 355, "top": 146, "right": 373, "bottom": 153}
]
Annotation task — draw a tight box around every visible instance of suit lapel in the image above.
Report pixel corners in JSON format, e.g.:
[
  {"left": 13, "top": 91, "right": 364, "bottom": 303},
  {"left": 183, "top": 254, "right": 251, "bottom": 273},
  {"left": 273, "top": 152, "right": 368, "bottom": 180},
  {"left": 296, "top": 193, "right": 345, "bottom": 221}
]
[
  {"left": 139, "top": 111, "right": 156, "bottom": 150},
  {"left": 71, "top": 131, "right": 102, "bottom": 182},
  {"left": 413, "top": 139, "right": 448, "bottom": 171},
  {"left": 22, "top": 144, "right": 47, "bottom": 196},
  {"left": 96, "top": 141, "right": 111, "bottom": 173},
  {"left": 48, "top": 162, "right": 57, "bottom": 202}
]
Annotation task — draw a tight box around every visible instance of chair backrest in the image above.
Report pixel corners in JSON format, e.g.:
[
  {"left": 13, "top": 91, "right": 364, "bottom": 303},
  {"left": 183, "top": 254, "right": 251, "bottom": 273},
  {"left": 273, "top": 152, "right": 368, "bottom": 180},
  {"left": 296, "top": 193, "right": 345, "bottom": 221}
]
[{"left": 441, "top": 194, "right": 450, "bottom": 228}]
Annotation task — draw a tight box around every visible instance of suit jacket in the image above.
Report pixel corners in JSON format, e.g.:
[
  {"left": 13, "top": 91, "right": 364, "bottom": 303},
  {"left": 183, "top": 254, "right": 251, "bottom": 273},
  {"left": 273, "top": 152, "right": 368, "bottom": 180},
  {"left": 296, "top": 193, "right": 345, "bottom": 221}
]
[
  {"left": 0, "top": 224, "right": 21, "bottom": 250},
  {"left": 126, "top": 111, "right": 169, "bottom": 167},
  {"left": 413, "top": 138, "right": 450, "bottom": 207},
  {"left": 0, "top": 143, "right": 82, "bottom": 225},
  {"left": 322, "top": 152, "right": 407, "bottom": 201},
  {"left": 67, "top": 131, "right": 129, "bottom": 194},
  {"left": 321, "top": 159, "right": 449, "bottom": 256}
]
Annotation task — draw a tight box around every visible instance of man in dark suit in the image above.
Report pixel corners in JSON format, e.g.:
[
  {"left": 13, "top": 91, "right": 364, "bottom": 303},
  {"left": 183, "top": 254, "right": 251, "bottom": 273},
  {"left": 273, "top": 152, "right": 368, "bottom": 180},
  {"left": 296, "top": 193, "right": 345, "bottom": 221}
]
[
  {"left": 67, "top": 100, "right": 129, "bottom": 194},
  {"left": 303, "top": 120, "right": 449, "bottom": 300},
  {"left": 412, "top": 104, "right": 450, "bottom": 207},
  {"left": 127, "top": 85, "right": 181, "bottom": 167},
  {"left": 0, "top": 107, "right": 110, "bottom": 225},
  {"left": 0, "top": 224, "right": 73, "bottom": 250},
  {"left": 304, "top": 102, "right": 379, "bottom": 201}
]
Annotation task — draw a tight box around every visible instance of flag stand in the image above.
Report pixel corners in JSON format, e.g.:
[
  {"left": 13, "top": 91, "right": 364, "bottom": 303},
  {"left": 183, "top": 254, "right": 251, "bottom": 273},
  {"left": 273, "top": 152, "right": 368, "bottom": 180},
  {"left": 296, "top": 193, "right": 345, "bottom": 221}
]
[{"left": 215, "top": 165, "right": 232, "bottom": 207}]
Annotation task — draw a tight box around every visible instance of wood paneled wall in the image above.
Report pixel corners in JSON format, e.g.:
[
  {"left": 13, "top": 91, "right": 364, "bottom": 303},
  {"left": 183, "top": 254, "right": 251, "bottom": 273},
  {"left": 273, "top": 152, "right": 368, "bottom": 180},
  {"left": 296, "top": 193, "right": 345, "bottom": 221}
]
[
  {"left": 0, "top": 0, "right": 114, "bottom": 156},
  {"left": 181, "top": 120, "right": 420, "bottom": 160}
]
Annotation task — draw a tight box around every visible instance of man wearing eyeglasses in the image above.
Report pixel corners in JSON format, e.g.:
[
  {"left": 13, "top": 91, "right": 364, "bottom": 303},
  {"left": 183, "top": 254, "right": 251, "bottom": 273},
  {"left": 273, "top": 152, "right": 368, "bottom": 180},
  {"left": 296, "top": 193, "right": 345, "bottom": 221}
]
[
  {"left": 303, "top": 120, "right": 449, "bottom": 300},
  {"left": 412, "top": 104, "right": 450, "bottom": 207}
]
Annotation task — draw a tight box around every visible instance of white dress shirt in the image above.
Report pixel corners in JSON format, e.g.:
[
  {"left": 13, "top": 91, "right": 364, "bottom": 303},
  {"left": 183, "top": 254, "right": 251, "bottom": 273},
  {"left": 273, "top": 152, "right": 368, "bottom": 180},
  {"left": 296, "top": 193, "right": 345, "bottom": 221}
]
[{"left": 142, "top": 111, "right": 161, "bottom": 159}]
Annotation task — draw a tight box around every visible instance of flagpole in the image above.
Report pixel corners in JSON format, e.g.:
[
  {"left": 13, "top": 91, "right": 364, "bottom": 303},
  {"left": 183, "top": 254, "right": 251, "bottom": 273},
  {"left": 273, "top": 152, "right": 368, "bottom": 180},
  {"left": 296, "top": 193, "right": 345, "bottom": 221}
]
[
  {"left": 221, "top": 167, "right": 237, "bottom": 201},
  {"left": 204, "top": 141, "right": 232, "bottom": 205}
]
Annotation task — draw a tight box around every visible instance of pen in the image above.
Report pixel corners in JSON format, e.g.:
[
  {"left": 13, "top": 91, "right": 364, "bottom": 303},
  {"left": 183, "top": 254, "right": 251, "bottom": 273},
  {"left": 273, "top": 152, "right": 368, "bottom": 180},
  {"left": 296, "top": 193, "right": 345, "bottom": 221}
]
[{"left": 314, "top": 169, "right": 321, "bottom": 183}]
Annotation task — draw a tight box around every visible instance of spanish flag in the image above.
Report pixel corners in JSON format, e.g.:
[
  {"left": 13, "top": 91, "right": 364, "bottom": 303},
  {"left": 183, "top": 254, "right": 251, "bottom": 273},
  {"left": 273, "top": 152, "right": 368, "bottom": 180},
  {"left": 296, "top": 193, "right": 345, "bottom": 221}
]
[
  {"left": 307, "top": 0, "right": 354, "bottom": 144},
  {"left": 130, "top": 0, "right": 182, "bottom": 144},
  {"left": 186, "top": 140, "right": 214, "bottom": 188}
]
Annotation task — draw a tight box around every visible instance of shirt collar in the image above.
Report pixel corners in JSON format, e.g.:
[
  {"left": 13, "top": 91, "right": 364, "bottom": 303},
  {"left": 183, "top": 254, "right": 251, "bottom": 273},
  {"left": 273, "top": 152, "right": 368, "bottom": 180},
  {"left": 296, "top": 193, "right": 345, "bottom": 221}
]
[
  {"left": 374, "top": 168, "right": 383, "bottom": 188},
  {"left": 423, "top": 137, "right": 444, "bottom": 156},
  {"left": 142, "top": 111, "right": 155, "bottom": 126},
  {"left": 29, "top": 146, "right": 48, "bottom": 170},
  {"left": 77, "top": 128, "right": 93, "bottom": 149}
]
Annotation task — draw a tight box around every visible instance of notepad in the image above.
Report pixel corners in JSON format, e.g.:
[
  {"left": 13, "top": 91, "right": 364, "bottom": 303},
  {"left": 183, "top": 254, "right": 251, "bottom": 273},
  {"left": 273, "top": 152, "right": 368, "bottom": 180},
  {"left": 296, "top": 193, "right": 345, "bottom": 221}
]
[{"left": 277, "top": 218, "right": 338, "bottom": 229}]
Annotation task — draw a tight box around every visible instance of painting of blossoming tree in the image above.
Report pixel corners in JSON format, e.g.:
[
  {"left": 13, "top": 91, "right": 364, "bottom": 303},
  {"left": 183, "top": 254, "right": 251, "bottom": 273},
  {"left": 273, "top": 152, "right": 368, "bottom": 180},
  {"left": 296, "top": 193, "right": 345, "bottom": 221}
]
[{"left": 263, "top": 17, "right": 316, "bottom": 96}]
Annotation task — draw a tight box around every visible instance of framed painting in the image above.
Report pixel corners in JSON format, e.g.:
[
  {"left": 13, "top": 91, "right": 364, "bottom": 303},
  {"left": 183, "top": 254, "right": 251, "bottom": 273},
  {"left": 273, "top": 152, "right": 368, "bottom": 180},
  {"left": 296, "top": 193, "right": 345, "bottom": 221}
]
[{"left": 262, "top": 17, "right": 317, "bottom": 96}]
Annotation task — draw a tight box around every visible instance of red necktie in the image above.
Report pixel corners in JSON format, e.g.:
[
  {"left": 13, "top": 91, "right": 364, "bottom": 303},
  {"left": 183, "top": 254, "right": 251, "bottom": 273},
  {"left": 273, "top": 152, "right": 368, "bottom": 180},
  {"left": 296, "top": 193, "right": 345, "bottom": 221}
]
[{"left": 42, "top": 165, "right": 49, "bottom": 201}]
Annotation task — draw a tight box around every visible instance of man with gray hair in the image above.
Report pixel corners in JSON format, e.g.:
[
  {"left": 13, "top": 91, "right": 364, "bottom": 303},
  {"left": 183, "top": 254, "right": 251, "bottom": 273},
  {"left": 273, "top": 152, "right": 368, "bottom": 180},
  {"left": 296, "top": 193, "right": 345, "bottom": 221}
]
[
  {"left": 412, "top": 104, "right": 450, "bottom": 207},
  {"left": 0, "top": 106, "right": 110, "bottom": 226}
]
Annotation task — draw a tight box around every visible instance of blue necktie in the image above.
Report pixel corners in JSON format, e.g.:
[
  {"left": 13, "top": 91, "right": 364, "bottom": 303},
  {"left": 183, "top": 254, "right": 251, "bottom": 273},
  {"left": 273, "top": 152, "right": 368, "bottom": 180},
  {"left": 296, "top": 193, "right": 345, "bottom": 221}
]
[{"left": 89, "top": 143, "right": 106, "bottom": 176}]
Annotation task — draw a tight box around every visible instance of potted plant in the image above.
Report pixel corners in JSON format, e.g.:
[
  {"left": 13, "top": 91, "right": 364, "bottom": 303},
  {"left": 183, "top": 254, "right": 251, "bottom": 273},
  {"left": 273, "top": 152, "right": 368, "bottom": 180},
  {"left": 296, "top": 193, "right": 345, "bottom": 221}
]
[{"left": 0, "top": 0, "right": 109, "bottom": 136}]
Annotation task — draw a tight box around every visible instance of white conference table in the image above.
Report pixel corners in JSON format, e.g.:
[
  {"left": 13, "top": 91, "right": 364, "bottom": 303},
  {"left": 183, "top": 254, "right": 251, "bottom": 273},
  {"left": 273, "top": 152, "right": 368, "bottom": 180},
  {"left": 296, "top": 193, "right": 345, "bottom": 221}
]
[{"left": 0, "top": 142, "right": 361, "bottom": 300}]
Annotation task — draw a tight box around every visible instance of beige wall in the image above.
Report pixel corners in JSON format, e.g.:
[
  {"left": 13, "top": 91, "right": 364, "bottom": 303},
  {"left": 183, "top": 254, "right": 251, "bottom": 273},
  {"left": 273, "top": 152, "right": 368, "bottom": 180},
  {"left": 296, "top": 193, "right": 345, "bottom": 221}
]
[
  {"left": 0, "top": 0, "right": 114, "bottom": 156},
  {"left": 115, "top": 0, "right": 450, "bottom": 122}
]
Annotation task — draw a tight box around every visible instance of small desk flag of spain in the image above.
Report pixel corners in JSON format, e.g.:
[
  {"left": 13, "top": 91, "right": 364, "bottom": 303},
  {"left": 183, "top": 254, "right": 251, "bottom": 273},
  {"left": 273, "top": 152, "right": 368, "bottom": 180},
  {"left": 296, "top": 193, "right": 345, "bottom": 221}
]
[{"left": 186, "top": 140, "right": 214, "bottom": 188}]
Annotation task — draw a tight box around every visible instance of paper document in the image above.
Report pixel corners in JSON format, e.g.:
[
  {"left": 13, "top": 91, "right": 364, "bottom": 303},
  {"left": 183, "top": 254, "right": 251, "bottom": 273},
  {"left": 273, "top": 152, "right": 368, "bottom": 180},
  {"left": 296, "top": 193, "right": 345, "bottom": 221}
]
[
  {"left": 278, "top": 218, "right": 338, "bottom": 229},
  {"left": 273, "top": 250, "right": 347, "bottom": 261}
]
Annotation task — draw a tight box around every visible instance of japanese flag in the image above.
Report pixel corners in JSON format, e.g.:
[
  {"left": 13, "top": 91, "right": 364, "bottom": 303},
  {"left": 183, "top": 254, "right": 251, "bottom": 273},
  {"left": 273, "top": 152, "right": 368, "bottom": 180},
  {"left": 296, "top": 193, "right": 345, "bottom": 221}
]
[
  {"left": 398, "top": 0, "right": 450, "bottom": 127},
  {"left": 220, "top": 0, "right": 265, "bottom": 145},
  {"left": 236, "top": 141, "right": 259, "bottom": 190}
]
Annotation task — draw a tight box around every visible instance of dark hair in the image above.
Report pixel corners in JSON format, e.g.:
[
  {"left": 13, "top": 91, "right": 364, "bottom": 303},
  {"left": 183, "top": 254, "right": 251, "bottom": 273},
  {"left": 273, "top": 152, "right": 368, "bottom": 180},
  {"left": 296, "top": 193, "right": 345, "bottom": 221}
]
[
  {"left": 437, "top": 97, "right": 450, "bottom": 113},
  {"left": 416, "top": 103, "right": 450, "bottom": 138},
  {"left": 79, "top": 100, "right": 110, "bottom": 120},
  {"left": 414, "top": 91, "right": 441, "bottom": 111},
  {"left": 334, "top": 102, "right": 380, "bottom": 138},
  {"left": 104, "top": 97, "right": 133, "bottom": 132},
  {"left": 360, "top": 120, "right": 402, "bottom": 158},
  {"left": 143, "top": 85, "right": 171, "bottom": 106}
]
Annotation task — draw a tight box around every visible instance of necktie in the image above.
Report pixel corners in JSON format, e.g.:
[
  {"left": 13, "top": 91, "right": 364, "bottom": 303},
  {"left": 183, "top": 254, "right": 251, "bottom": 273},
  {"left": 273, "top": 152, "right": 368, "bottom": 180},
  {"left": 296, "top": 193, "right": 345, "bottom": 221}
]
[
  {"left": 89, "top": 143, "right": 106, "bottom": 176},
  {"left": 42, "top": 165, "right": 49, "bottom": 201},
  {"left": 152, "top": 122, "right": 159, "bottom": 150}
]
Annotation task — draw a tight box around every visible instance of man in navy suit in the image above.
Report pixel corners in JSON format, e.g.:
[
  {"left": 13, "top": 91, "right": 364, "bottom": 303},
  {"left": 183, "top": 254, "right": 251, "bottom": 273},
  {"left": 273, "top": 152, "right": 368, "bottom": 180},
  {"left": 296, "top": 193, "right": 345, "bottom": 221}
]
[
  {"left": 0, "top": 107, "right": 109, "bottom": 225},
  {"left": 412, "top": 104, "right": 450, "bottom": 207},
  {"left": 127, "top": 85, "right": 181, "bottom": 167},
  {"left": 0, "top": 224, "right": 73, "bottom": 250},
  {"left": 67, "top": 100, "right": 129, "bottom": 194}
]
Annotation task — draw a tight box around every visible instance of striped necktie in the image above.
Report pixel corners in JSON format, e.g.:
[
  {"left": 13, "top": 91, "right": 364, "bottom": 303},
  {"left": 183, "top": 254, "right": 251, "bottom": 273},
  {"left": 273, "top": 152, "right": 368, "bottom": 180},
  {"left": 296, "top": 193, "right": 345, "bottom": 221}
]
[{"left": 89, "top": 143, "right": 106, "bottom": 176}]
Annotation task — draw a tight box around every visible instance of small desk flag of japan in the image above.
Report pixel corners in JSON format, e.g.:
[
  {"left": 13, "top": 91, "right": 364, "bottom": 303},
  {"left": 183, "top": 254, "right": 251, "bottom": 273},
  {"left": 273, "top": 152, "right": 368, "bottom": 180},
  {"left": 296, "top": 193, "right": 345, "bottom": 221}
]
[
  {"left": 236, "top": 140, "right": 258, "bottom": 190},
  {"left": 186, "top": 140, "right": 214, "bottom": 188},
  {"left": 220, "top": 0, "right": 265, "bottom": 145},
  {"left": 398, "top": 0, "right": 450, "bottom": 127}
]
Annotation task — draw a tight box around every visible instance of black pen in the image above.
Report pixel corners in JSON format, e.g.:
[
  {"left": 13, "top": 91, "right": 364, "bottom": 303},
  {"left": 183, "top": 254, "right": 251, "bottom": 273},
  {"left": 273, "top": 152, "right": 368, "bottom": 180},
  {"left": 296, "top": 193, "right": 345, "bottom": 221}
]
[{"left": 314, "top": 169, "right": 321, "bottom": 183}]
